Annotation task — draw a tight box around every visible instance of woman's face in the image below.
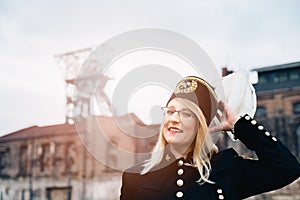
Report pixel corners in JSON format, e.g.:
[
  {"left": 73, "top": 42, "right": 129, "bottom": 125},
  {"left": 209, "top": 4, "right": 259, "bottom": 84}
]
[{"left": 162, "top": 98, "right": 198, "bottom": 147}]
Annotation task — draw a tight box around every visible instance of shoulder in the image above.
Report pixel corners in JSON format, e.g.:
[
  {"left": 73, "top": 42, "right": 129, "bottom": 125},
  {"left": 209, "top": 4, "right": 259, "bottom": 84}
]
[
  {"left": 121, "top": 162, "right": 145, "bottom": 191},
  {"left": 124, "top": 162, "right": 145, "bottom": 174},
  {"left": 122, "top": 162, "right": 147, "bottom": 185}
]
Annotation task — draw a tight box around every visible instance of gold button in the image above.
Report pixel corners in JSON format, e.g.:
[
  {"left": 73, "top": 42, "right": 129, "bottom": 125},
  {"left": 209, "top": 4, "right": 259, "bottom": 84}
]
[
  {"left": 258, "top": 125, "right": 264, "bottom": 130},
  {"left": 245, "top": 115, "right": 251, "bottom": 120},
  {"left": 251, "top": 120, "right": 257, "bottom": 125},
  {"left": 272, "top": 137, "right": 277, "bottom": 142},
  {"left": 265, "top": 131, "right": 270, "bottom": 136},
  {"left": 177, "top": 169, "right": 184, "bottom": 176},
  {"left": 178, "top": 160, "right": 184, "bottom": 166},
  {"left": 217, "top": 189, "right": 222, "bottom": 194},
  {"left": 219, "top": 194, "right": 225, "bottom": 199},
  {"left": 177, "top": 179, "right": 184, "bottom": 187},
  {"left": 176, "top": 191, "right": 183, "bottom": 198}
]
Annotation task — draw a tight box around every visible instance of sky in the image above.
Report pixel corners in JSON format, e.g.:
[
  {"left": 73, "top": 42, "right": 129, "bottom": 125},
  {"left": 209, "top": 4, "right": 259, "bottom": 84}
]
[{"left": 0, "top": 0, "right": 300, "bottom": 136}]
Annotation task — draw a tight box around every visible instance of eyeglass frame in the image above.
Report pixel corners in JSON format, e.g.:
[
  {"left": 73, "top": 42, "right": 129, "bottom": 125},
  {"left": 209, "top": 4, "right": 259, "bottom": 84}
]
[{"left": 161, "top": 107, "right": 196, "bottom": 120}]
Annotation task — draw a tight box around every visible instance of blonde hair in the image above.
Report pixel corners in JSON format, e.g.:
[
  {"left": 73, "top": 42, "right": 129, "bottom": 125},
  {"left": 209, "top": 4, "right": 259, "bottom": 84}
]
[{"left": 141, "top": 98, "right": 218, "bottom": 184}]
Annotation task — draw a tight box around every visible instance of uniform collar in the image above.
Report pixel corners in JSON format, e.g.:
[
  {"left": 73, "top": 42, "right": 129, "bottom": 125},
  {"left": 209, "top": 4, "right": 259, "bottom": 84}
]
[
  {"left": 163, "top": 146, "right": 193, "bottom": 164},
  {"left": 160, "top": 147, "right": 238, "bottom": 175}
]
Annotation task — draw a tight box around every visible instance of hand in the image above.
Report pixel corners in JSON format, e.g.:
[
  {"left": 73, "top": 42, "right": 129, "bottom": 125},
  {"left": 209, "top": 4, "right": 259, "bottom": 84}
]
[{"left": 209, "top": 100, "right": 239, "bottom": 133}]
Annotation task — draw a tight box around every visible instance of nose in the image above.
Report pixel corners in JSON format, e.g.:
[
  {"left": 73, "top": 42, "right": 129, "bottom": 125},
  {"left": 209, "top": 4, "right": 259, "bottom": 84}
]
[{"left": 169, "top": 111, "right": 181, "bottom": 122}]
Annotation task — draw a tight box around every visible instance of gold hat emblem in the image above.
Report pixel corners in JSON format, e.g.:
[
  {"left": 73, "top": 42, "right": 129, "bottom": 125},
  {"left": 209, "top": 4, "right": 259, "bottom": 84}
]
[{"left": 175, "top": 79, "right": 198, "bottom": 94}]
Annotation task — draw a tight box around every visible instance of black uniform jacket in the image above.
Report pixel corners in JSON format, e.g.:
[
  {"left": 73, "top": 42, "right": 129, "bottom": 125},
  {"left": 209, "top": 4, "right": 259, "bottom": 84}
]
[{"left": 120, "top": 115, "right": 300, "bottom": 200}]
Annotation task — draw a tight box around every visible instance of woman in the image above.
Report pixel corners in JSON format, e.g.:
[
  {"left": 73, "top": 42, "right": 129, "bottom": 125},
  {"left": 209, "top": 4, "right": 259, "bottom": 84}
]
[{"left": 120, "top": 76, "right": 300, "bottom": 200}]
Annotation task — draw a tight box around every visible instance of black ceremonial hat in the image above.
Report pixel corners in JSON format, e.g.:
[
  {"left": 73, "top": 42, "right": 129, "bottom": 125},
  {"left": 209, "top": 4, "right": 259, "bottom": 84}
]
[{"left": 167, "top": 76, "right": 218, "bottom": 125}]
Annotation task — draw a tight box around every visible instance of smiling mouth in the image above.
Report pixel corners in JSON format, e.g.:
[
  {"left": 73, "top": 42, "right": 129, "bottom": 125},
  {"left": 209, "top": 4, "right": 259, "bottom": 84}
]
[{"left": 168, "top": 127, "right": 183, "bottom": 133}]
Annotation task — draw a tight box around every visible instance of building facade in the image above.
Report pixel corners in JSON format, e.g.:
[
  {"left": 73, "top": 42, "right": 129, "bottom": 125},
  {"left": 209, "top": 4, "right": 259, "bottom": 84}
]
[
  {"left": 0, "top": 115, "right": 158, "bottom": 200},
  {"left": 246, "top": 61, "right": 300, "bottom": 199},
  {"left": 253, "top": 61, "right": 300, "bottom": 160},
  {"left": 217, "top": 63, "right": 300, "bottom": 200}
]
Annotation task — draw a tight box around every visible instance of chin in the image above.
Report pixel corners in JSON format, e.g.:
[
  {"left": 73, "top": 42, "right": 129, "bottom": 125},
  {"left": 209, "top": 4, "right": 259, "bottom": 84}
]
[{"left": 165, "top": 135, "right": 183, "bottom": 144}]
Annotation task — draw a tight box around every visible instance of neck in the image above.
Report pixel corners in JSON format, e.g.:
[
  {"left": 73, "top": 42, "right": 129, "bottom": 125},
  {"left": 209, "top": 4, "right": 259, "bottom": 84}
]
[{"left": 170, "top": 144, "right": 193, "bottom": 159}]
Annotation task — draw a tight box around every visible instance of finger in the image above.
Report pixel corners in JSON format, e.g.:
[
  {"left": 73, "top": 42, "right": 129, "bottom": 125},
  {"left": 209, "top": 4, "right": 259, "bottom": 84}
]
[
  {"left": 218, "top": 101, "right": 225, "bottom": 112},
  {"left": 209, "top": 122, "right": 224, "bottom": 133},
  {"left": 215, "top": 110, "right": 223, "bottom": 121},
  {"left": 208, "top": 126, "right": 219, "bottom": 133},
  {"left": 222, "top": 101, "right": 230, "bottom": 113}
]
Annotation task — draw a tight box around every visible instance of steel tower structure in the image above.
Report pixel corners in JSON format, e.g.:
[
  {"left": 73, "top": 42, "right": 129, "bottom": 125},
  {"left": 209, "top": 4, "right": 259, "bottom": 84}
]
[{"left": 54, "top": 47, "right": 112, "bottom": 124}]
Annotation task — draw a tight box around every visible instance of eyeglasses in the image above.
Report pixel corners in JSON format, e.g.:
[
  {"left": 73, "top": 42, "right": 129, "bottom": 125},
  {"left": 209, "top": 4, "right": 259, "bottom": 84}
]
[{"left": 161, "top": 107, "right": 195, "bottom": 120}]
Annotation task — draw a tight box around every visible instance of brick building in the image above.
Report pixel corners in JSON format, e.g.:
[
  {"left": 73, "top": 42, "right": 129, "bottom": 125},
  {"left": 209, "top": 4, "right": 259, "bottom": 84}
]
[
  {"left": 253, "top": 61, "right": 300, "bottom": 160},
  {"left": 0, "top": 115, "right": 158, "bottom": 200},
  {"left": 215, "top": 62, "right": 300, "bottom": 200},
  {"left": 245, "top": 61, "right": 300, "bottom": 200}
]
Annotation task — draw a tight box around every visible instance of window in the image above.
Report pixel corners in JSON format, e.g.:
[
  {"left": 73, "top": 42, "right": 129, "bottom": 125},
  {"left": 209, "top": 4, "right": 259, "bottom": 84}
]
[
  {"left": 65, "top": 143, "right": 77, "bottom": 174},
  {"left": 259, "top": 75, "right": 268, "bottom": 84},
  {"left": 0, "top": 146, "right": 10, "bottom": 177},
  {"left": 255, "top": 106, "right": 267, "bottom": 118},
  {"left": 270, "top": 73, "right": 279, "bottom": 83},
  {"left": 290, "top": 70, "right": 300, "bottom": 80},
  {"left": 19, "top": 145, "right": 28, "bottom": 176},
  {"left": 38, "top": 143, "right": 53, "bottom": 173},
  {"left": 46, "top": 187, "right": 71, "bottom": 200},
  {"left": 293, "top": 102, "right": 300, "bottom": 114},
  {"left": 278, "top": 72, "right": 288, "bottom": 82}
]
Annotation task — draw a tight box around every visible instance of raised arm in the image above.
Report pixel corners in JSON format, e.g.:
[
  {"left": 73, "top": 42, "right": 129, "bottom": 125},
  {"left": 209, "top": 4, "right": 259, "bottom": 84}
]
[
  {"left": 210, "top": 101, "right": 300, "bottom": 198},
  {"left": 233, "top": 114, "right": 300, "bottom": 198}
]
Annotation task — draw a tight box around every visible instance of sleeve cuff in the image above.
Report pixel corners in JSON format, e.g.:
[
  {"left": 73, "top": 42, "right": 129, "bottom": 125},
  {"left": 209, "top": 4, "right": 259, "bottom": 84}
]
[{"left": 232, "top": 114, "right": 280, "bottom": 148}]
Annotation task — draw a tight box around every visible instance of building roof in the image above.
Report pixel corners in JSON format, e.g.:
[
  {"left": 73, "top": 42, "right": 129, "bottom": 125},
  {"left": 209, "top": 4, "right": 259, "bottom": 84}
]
[
  {"left": 252, "top": 61, "right": 300, "bottom": 92},
  {"left": 0, "top": 113, "right": 160, "bottom": 143},
  {"left": 0, "top": 123, "right": 76, "bottom": 142},
  {"left": 252, "top": 61, "right": 300, "bottom": 73}
]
